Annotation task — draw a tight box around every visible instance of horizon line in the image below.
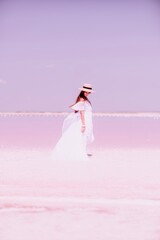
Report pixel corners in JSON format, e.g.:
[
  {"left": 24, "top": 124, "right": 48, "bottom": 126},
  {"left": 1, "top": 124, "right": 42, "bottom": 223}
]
[{"left": 0, "top": 111, "right": 160, "bottom": 118}]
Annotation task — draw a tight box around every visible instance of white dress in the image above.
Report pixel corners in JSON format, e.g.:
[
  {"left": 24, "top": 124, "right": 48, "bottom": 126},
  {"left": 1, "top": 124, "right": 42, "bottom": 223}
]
[{"left": 51, "top": 101, "right": 94, "bottom": 161}]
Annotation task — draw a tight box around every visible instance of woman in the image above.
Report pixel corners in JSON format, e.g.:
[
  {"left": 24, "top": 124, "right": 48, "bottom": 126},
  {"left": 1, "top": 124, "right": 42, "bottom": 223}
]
[{"left": 51, "top": 83, "right": 95, "bottom": 161}]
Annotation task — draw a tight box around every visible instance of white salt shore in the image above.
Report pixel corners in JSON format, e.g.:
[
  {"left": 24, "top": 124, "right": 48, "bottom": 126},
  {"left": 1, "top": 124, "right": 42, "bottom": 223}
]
[
  {"left": 0, "top": 148, "right": 160, "bottom": 200},
  {"left": 0, "top": 148, "right": 160, "bottom": 240}
]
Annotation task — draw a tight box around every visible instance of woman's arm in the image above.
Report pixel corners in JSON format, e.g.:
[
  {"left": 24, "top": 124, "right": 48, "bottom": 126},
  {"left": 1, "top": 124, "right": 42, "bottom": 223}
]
[{"left": 80, "top": 110, "right": 86, "bottom": 133}]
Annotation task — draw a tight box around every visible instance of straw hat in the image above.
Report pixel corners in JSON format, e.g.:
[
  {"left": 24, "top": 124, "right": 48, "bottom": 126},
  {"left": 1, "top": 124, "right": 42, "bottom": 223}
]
[{"left": 79, "top": 83, "right": 95, "bottom": 93}]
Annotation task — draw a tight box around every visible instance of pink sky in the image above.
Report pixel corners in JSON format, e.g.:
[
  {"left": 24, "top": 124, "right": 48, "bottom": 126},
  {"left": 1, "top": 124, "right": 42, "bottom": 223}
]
[{"left": 0, "top": 0, "right": 160, "bottom": 112}]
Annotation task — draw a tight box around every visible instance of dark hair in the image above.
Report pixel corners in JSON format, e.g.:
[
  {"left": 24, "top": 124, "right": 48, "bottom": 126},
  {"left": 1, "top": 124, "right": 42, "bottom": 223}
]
[
  {"left": 75, "top": 91, "right": 91, "bottom": 105},
  {"left": 70, "top": 91, "right": 91, "bottom": 112}
]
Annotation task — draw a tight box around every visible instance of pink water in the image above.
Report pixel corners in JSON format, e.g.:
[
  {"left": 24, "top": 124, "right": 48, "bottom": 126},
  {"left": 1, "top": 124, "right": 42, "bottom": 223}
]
[
  {"left": 0, "top": 113, "right": 160, "bottom": 240},
  {"left": 1, "top": 113, "right": 160, "bottom": 149}
]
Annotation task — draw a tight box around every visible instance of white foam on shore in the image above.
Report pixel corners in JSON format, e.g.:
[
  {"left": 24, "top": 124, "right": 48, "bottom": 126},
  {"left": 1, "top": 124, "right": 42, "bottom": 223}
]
[{"left": 0, "top": 112, "right": 160, "bottom": 118}]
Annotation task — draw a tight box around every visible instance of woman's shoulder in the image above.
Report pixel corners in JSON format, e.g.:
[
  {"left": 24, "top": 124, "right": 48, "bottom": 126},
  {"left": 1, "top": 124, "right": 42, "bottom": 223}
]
[
  {"left": 79, "top": 98, "right": 85, "bottom": 102},
  {"left": 70, "top": 100, "right": 85, "bottom": 111}
]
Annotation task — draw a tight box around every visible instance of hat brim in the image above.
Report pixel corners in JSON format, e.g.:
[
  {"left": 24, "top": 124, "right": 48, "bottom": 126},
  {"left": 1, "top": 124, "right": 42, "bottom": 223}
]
[{"left": 79, "top": 88, "right": 95, "bottom": 93}]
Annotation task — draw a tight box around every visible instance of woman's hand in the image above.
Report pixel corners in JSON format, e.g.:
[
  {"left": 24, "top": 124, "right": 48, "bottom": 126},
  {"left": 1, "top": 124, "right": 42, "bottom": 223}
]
[{"left": 81, "top": 125, "right": 86, "bottom": 133}]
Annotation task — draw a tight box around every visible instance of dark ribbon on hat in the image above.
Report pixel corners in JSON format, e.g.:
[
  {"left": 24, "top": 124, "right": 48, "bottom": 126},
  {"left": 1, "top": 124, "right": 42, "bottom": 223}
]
[{"left": 83, "top": 86, "right": 92, "bottom": 90}]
